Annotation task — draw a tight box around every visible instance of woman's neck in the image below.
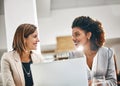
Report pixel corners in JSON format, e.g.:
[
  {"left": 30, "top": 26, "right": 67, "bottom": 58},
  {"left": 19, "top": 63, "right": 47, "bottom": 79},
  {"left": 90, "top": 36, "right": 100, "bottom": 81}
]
[
  {"left": 21, "top": 51, "right": 31, "bottom": 62},
  {"left": 84, "top": 45, "right": 97, "bottom": 58}
]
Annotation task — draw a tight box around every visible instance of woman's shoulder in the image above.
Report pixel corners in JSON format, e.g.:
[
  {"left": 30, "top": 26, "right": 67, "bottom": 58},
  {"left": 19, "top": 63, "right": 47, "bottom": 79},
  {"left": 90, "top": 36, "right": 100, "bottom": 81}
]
[
  {"left": 1, "top": 51, "right": 16, "bottom": 59},
  {"left": 31, "top": 51, "right": 44, "bottom": 63},
  {"left": 31, "top": 51, "right": 43, "bottom": 58},
  {"left": 99, "top": 46, "right": 108, "bottom": 51},
  {"left": 1, "top": 51, "right": 18, "bottom": 63},
  {"left": 99, "top": 46, "right": 114, "bottom": 58},
  {"left": 99, "top": 46, "right": 113, "bottom": 53}
]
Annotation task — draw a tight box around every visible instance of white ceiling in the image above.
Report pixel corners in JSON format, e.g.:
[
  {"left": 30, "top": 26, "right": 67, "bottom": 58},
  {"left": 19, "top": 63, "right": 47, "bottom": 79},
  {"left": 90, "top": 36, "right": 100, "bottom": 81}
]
[
  {"left": 51, "top": 0, "right": 120, "bottom": 10},
  {"left": 1, "top": 0, "right": 120, "bottom": 15}
]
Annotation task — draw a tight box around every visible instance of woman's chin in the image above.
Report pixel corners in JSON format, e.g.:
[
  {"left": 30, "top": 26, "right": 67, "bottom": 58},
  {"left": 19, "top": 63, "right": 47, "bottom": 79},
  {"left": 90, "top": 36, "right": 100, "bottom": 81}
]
[
  {"left": 32, "top": 47, "right": 37, "bottom": 50},
  {"left": 75, "top": 44, "right": 80, "bottom": 48}
]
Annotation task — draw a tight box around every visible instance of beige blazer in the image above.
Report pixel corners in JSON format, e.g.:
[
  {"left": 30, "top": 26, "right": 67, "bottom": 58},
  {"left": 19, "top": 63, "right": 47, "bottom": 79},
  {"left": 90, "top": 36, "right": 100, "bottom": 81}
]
[{"left": 1, "top": 51, "right": 42, "bottom": 86}]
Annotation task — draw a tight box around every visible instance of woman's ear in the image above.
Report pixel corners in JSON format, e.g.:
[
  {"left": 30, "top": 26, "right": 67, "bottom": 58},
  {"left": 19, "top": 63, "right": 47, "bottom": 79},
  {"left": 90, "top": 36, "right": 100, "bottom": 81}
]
[
  {"left": 24, "top": 38, "right": 26, "bottom": 44},
  {"left": 87, "top": 32, "right": 92, "bottom": 39}
]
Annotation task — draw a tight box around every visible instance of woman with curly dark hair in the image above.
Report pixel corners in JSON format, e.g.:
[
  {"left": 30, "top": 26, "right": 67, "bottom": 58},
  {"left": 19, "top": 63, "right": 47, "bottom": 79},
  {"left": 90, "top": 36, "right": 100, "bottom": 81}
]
[{"left": 69, "top": 16, "right": 117, "bottom": 86}]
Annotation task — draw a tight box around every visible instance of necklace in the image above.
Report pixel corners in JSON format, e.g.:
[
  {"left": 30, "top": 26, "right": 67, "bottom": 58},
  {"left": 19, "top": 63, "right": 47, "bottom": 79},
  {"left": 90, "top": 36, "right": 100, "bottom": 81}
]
[{"left": 22, "top": 64, "right": 31, "bottom": 77}]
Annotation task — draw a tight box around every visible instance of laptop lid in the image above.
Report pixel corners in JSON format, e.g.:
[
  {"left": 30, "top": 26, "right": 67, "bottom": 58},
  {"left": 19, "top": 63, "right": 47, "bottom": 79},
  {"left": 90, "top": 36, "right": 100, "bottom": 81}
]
[{"left": 31, "top": 58, "right": 88, "bottom": 86}]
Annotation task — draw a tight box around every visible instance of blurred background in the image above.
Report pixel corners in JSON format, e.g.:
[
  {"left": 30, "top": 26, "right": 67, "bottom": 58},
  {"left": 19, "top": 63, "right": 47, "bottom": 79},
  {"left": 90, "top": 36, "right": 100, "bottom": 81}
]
[
  {"left": 0, "top": 0, "right": 120, "bottom": 85},
  {"left": 0, "top": 0, "right": 120, "bottom": 69}
]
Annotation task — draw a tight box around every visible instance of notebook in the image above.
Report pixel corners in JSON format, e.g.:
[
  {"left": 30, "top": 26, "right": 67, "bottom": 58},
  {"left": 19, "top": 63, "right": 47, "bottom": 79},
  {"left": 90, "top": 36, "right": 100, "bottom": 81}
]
[{"left": 31, "top": 58, "right": 88, "bottom": 86}]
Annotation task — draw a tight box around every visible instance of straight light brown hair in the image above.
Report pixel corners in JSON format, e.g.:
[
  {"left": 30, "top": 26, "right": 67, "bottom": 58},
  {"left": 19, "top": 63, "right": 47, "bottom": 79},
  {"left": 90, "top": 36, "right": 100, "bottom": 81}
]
[{"left": 12, "top": 23, "right": 37, "bottom": 56}]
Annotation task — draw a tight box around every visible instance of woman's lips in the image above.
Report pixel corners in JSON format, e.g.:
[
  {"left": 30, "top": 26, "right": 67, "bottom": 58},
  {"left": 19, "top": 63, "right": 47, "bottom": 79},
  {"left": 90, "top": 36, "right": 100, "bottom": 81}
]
[
  {"left": 74, "top": 43, "right": 79, "bottom": 46},
  {"left": 33, "top": 43, "right": 37, "bottom": 46},
  {"left": 74, "top": 41, "right": 81, "bottom": 47}
]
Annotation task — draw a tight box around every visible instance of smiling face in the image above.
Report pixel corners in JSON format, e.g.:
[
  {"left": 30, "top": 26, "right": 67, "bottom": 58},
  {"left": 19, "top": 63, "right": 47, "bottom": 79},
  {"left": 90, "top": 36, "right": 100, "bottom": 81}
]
[
  {"left": 24, "top": 30, "right": 39, "bottom": 51},
  {"left": 72, "top": 27, "right": 91, "bottom": 48}
]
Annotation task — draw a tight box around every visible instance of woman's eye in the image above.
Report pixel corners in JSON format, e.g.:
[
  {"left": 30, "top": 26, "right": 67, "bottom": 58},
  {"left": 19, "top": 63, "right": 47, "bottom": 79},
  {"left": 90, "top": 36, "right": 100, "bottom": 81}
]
[
  {"left": 75, "top": 33, "right": 80, "bottom": 37},
  {"left": 33, "top": 35, "right": 37, "bottom": 38},
  {"left": 72, "top": 32, "right": 81, "bottom": 38}
]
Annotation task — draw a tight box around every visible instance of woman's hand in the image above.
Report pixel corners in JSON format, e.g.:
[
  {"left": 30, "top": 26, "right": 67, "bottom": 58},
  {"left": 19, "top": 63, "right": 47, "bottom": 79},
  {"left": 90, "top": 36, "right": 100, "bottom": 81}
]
[
  {"left": 88, "top": 80, "right": 108, "bottom": 86},
  {"left": 88, "top": 80, "right": 92, "bottom": 86}
]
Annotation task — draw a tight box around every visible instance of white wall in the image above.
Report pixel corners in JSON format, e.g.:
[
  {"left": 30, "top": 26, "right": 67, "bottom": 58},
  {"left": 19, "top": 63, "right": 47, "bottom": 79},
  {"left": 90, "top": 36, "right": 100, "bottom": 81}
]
[
  {"left": 36, "top": 0, "right": 51, "bottom": 17},
  {"left": 0, "top": 15, "right": 7, "bottom": 50},
  {"left": 38, "top": 4, "right": 120, "bottom": 46},
  {"left": 4, "top": 0, "right": 40, "bottom": 52}
]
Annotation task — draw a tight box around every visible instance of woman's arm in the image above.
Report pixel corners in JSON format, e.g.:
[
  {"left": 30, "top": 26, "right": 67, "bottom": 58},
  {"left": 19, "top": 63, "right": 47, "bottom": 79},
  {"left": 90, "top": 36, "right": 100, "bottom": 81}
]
[
  {"left": 1, "top": 53, "right": 15, "bottom": 86},
  {"left": 105, "top": 48, "right": 117, "bottom": 86}
]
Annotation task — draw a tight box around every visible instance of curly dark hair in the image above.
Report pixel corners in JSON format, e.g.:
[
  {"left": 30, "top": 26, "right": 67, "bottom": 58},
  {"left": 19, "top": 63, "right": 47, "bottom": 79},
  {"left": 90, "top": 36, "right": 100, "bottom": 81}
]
[{"left": 72, "top": 16, "right": 105, "bottom": 50}]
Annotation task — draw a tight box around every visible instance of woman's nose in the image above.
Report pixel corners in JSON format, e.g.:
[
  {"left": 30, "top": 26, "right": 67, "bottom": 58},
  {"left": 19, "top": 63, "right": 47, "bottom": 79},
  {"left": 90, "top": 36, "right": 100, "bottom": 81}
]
[
  {"left": 72, "top": 36, "right": 76, "bottom": 42},
  {"left": 37, "top": 38, "right": 40, "bottom": 42}
]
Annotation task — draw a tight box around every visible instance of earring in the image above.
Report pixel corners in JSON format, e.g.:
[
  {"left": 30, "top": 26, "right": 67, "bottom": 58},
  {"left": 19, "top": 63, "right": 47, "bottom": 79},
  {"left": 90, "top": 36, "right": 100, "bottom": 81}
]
[{"left": 25, "top": 50, "right": 29, "bottom": 53}]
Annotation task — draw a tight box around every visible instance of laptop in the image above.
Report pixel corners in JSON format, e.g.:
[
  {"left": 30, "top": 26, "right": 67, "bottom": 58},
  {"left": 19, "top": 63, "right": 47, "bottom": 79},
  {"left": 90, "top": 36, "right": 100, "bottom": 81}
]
[{"left": 31, "top": 58, "right": 88, "bottom": 86}]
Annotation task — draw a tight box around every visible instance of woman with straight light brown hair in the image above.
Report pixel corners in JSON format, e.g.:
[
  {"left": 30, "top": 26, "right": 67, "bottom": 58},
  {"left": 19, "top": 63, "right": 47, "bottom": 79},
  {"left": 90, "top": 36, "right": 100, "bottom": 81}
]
[{"left": 1, "top": 23, "right": 43, "bottom": 86}]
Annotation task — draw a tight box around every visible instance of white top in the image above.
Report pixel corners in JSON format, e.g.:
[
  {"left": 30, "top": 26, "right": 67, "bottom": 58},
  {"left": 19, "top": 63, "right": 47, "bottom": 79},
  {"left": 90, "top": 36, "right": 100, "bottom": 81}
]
[{"left": 84, "top": 52, "right": 98, "bottom": 80}]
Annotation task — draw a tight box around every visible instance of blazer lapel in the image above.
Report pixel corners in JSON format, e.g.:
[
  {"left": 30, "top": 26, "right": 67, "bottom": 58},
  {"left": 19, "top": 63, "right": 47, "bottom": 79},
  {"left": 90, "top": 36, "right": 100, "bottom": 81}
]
[
  {"left": 95, "top": 48, "right": 108, "bottom": 76},
  {"left": 13, "top": 52, "right": 25, "bottom": 86}
]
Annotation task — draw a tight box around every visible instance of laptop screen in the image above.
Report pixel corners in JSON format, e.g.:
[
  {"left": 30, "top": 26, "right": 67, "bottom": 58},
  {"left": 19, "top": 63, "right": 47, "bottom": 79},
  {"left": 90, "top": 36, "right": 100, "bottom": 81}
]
[{"left": 31, "top": 58, "right": 88, "bottom": 86}]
